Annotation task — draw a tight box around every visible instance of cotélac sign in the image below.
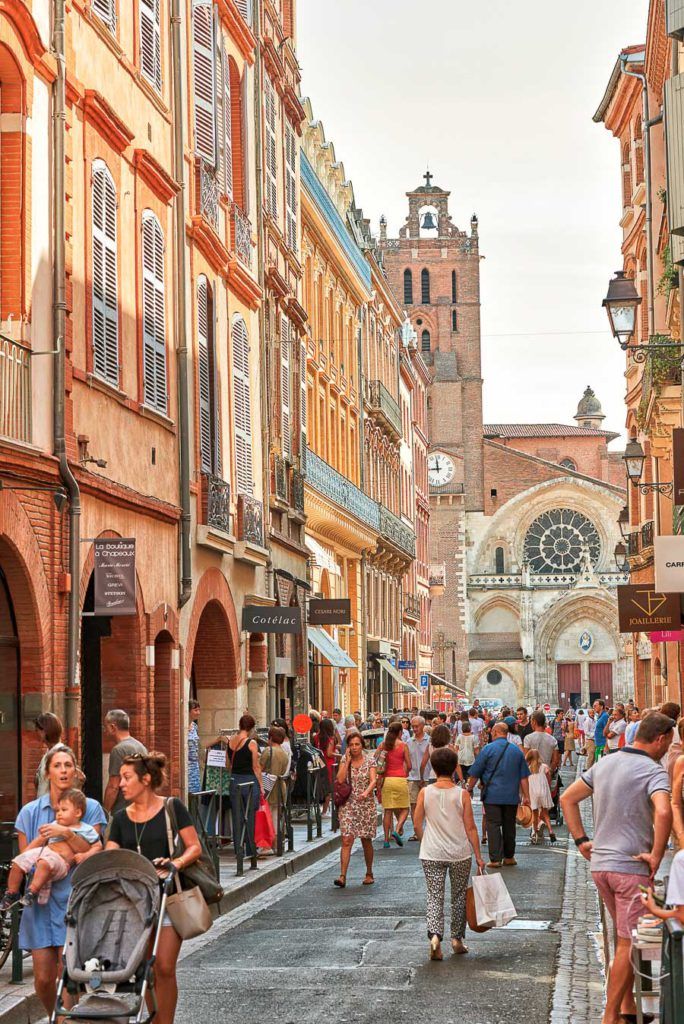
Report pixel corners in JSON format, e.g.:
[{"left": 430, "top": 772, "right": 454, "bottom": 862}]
[
  {"left": 617, "top": 584, "right": 681, "bottom": 633},
  {"left": 242, "top": 606, "right": 302, "bottom": 633}
]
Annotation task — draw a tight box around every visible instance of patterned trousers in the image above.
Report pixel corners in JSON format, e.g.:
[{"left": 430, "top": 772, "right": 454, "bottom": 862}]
[{"left": 421, "top": 857, "right": 471, "bottom": 940}]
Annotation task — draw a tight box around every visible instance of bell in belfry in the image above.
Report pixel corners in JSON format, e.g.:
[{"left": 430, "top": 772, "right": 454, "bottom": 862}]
[{"left": 421, "top": 210, "right": 437, "bottom": 230}]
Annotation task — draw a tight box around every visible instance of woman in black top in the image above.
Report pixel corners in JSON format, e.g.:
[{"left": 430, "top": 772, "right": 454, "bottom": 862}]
[
  {"left": 228, "top": 714, "right": 263, "bottom": 860},
  {"left": 105, "top": 752, "right": 201, "bottom": 1024}
]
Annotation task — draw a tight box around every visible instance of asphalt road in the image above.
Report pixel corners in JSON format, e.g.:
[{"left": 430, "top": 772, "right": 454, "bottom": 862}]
[{"left": 175, "top": 803, "right": 568, "bottom": 1024}]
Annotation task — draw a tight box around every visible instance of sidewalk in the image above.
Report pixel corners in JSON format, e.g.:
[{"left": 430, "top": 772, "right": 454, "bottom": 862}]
[{"left": 0, "top": 817, "right": 346, "bottom": 1024}]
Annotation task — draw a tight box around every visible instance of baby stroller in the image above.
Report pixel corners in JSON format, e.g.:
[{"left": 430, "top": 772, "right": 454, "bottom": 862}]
[
  {"left": 549, "top": 770, "right": 564, "bottom": 826},
  {"left": 50, "top": 849, "right": 173, "bottom": 1023}
]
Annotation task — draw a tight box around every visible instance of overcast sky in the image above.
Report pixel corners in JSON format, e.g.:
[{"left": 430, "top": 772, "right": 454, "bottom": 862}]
[{"left": 297, "top": 0, "right": 650, "bottom": 445}]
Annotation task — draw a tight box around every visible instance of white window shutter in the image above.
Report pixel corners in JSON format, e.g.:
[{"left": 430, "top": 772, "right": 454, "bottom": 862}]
[
  {"left": 285, "top": 123, "right": 297, "bottom": 253},
  {"left": 140, "top": 0, "right": 161, "bottom": 92},
  {"left": 197, "top": 276, "right": 213, "bottom": 473},
  {"left": 141, "top": 212, "right": 167, "bottom": 412},
  {"left": 234, "top": 0, "right": 250, "bottom": 22},
  {"left": 92, "top": 0, "right": 116, "bottom": 32},
  {"left": 222, "top": 41, "right": 233, "bottom": 198},
  {"left": 232, "top": 317, "right": 253, "bottom": 494},
  {"left": 92, "top": 160, "right": 119, "bottom": 387},
  {"left": 192, "top": 1, "right": 216, "bottom": 166},
  {"left": 264, "top": 73, "right": 278, "bottom": 219},
  {"left": 300, "top": 338, "right": 307, "bottom": 471},
  {"left": 280, "top": 315, "right": 291, "bottom": 461}
]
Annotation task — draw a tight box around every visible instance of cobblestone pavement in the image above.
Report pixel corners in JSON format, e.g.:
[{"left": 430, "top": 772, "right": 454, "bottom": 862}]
[{"left": 550, "top": 765, "right": 605, "bottom": 1024}]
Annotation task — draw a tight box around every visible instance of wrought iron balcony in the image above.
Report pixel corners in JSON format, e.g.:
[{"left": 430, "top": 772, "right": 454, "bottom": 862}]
[
  {"left": 291, "top": 468, "right": 305, "bottom": 514},
  {"left": 272, "top": 454, "right": 288, "bottom": 503},
  {"left": 641, "top": 520, "right": 655, "bottom": 550},
  {"left": 367, "top": 379, "right": 402, "bottom": 438},
  {"left": 404, "top": 593, "right": 421, "bottom": 620},
  {"left": 306, "top": 448, "right": 380, "bottom": 529},
  {"left": 0, "top": 335, "right": 31, "bottom": 443},
  {"left": 204, "top": 473, "right": 231, "bottom": 534},
  {"left": 197, "top": 159, "right": 219, "bottom": 231},
  {"left": 237, "top": 493, "right": 264, "bottom": 547},
  {"left": 379, "top": 505, "right": 416, "bottom": 558},
  {"left": 627, "top": 532, "right": 640, "bottom": 557},
  {"left": 231, "top": 202, "right": 253, "bottom": 269}
]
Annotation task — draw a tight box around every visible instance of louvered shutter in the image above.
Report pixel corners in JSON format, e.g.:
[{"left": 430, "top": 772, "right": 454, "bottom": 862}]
[
  {"left": 300, "top": 338, "right": 307, "bottom": 471},
  {"left": 141, "top": 212, "right": 167, "bottom": 412},
  {"left": 92, "top": 0, "right": 116, "bottom": 31},
  {"left": 140, "top": 0, "right": 161, "bottom": 92},
  {"left": 264, "top": 73, "right": 278, "bottom": 219},
  {"left": 222, "top": 41, "right": 233, "bottom": 197},
  {"left": 280, "top": 315, "right": 291, "bottom": 461},
  {"left": 234, "top": 0, "right": 250, "bottom": 22},
  {"left": 285, "top": 123, "right": 297, "bottom": 252},
  {"left": 92, "top": 161, "right": 119, "bottom": 387},
  {"left": 232, "top": 317, "right": 253, "bottom": 494},
  {"left": 192, "top": 1, "right": 216, "bottom": 166},
  {"left": 197, "top": 277, "right": 213, "bottom": 473}
]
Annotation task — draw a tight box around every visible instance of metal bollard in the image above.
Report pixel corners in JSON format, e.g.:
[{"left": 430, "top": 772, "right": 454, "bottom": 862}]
[
  {"left": 662, "top": 919, "right": 684, "bottom": 1023},
  {"left": 10, "top": 903, "right": 22, "bottom": 984}
]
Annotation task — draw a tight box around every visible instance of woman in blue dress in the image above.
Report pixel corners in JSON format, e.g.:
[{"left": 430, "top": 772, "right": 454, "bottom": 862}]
[
  {"left": 14, "top": 745, "right": 106, "bottom": 1015},
  {"left": 187, "top": 700, "right": 202, "bottom": 794}
]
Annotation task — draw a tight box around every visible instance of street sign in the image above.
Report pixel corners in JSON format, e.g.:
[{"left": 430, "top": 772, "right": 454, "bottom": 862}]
[
  {"left": 617, "top": 584, "right": 681, "bottom": 633},
  {"left": 292, "top": 713, "right": 312, "bottom": 734},
  {"left": 420, "top": 673, "right": 429, "bottom": 689},
  {"left": 398, "top": 660, "right": 416, "bottom": 670},
  {"left": 94, "top": 538, "right": 136, "bottom": 616},
  {"left": 543, "top": 703, "right": 551, "bottom": 712}
]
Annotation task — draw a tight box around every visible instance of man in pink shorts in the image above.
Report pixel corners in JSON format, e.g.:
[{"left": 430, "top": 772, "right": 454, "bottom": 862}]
[{"left": 561, "top": 712, "right": 673, "bottom": 1024}]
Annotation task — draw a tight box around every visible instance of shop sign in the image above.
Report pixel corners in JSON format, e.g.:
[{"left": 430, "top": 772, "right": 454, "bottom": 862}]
[
  {"left": 398, "top": 660, "right": 416, "bottom": 669},
  {"left": 648, "top": 630, "right": 684, "bottom": 643},
  {"left": 308, "top": 598, "right": 351, "bottom": 625},
  {"left": 242, "top": 606, "right": 302, "bottom": 633},
  {"left": 94, "top": 538, "right": 136, "bottom": 616},
  {"left": 617, "top": 584, "right": 681, "bottom": 633},
  {"left": 655, "top": 535, "right": 684, "bottom": 592},
  {"left": 674, "top": 428, "right": 684, "bottom": 506}
]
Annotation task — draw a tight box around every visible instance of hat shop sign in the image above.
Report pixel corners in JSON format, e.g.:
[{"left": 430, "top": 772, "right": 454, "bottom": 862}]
[
  {"left": 617, "top": 583, "right": 681, "bottom": 634},
  {"left": 94, "top": 538, "right": 136, "bottom": 616}
]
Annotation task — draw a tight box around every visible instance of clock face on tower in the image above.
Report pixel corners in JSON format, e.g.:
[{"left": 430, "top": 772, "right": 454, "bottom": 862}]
[{"left": 428, "top": 451, "right": 455, "bottom": 487}]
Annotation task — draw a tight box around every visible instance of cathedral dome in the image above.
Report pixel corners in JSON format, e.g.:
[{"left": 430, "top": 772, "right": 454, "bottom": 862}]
[{"left": 574, "top": 386, "right": 605, "bottom": 427}]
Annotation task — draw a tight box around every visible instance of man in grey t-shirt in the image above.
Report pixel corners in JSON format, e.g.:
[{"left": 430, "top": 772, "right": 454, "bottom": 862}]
[
  {"left": 103, "top": 709, "right": 147, "bottom": 814},
  {"left": 523, "top": 711, "right": 560, "bottom": 771},
  {"left": 561, "top": 713, "right": 673, "bottom": 1024}
]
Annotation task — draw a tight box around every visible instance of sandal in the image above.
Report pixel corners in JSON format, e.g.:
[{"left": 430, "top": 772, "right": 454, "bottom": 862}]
[
  {"left": 362, "top": 874, "right": 375, "bottom": 885},
  {"left": 333, "top": 875, "right": 346, "bottom": 888}
]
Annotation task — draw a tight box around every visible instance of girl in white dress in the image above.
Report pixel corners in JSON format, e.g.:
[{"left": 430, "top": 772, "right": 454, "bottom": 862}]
[{"left": 524, "top": 748, "right": 556, "bottom": 844}]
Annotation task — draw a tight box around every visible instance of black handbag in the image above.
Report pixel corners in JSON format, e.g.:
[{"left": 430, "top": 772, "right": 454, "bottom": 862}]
[{"left": 166, "top": 798, "right": 224, "bottom": 905}]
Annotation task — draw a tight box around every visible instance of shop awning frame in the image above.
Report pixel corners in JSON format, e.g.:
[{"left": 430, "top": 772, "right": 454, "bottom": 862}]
[
  {"left": 427, "top": 672, "right": 468, "bottom": 697},
  {"left": 307, "top": 625, "right": 356, "bottom": 668},
  {"left": 381, "top": 658, "right": 419, "bottom": 695}
]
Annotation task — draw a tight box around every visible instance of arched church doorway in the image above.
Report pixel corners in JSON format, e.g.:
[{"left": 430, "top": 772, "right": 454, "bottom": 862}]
[{"left": 0, "top": 568, "right": 20, "bottom": 820}]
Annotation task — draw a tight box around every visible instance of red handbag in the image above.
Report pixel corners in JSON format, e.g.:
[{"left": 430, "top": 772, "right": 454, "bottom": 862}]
[{"left": 254, "top": 797, "right": 276, "bottom": 848}]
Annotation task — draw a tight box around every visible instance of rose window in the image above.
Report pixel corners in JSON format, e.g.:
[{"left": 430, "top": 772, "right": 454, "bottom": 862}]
[{"left": 523, "top": 508, "right": 600, "bottom": 574}]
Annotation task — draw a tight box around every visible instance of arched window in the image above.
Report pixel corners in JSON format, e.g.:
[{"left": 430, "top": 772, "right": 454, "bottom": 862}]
[
  {"left": 139, "top": 0, "right": 162, "bottom": 91},
  {"left": 91, "top": 160, "right": 119, "bottom": 386},
  {"left": 0, "top": 46, "right": 25, "bottom": 324},
  {"left": 559, "top": 457, "right": 576, "bottom": 471},
  {"left": 495, "top": 547, "right": 505, "bottom": 574},
  {"left": 141, "top": 211, "right": 167, "bottom": 412},
  {"left": 451, "top": 270, "right": 457, "bottom": 303},
  {"left": 421, "top": 329, "right": 430, "bottom": 353},
  {"left": 192, "top": 1, "right": 216, "bottom": 165},
  {"left": 403, "top": 269, "right": 413, "bottom": 304},
  {"left": 197, "top": 275, "right": 220, "bottom": 474},
  {"left": 232, "top": 315, "right": 253, "bottom": 494},
  {"left": 451, "top": 309, "right": 457, "bottom": 332},
  {"left": 421, "top": 268, "right": 430, "bottom": 304}
]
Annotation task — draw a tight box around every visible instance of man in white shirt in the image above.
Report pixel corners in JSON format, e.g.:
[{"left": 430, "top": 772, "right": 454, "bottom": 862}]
[
  {"left": 469, "top": 709, "right": 484, "bottom": 749},
  {"left": 584, "top": 709, "right": 597, "bottom": 767},
  {"left": 332, "top": 709, "right": 346, "bottom": 745},
  {"left": 407, "top": 716, "right": 431, "bottom": 840}
]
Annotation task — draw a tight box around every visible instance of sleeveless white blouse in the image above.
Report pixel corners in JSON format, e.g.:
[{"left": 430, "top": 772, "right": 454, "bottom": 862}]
[{"left": 419, "top": 784, "right": 472, "bottom": 862}]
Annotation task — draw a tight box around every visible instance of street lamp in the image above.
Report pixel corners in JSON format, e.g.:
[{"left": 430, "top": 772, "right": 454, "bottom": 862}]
[
  {"left": 622, "top": 438, "right": 673, "bottom": 496},
  {"left": 614, "top": 541, "right": 629, "bottom": 573},
  {"left": 603, "top": 270, "right": 641, "bottom": 347},
  {"left": 618, "top": 505, "right": 630, "bottom": 540}
]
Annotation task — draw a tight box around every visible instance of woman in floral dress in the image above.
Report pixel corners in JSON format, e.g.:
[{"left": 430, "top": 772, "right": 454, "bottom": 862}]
[
  {"left": 334, "top": 730, "right": 377, "bottom": 888},
  {"left": 187, "top": 700, "right": 202, "bottom": 795}
]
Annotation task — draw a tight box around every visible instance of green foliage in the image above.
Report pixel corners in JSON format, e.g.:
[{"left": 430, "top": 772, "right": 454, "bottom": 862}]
[
  {"left": 648, "top": 333, "right": 682, "bottom": 386},
  {"left": 657, "top": 244, "right": 679, "bottom": 296}
]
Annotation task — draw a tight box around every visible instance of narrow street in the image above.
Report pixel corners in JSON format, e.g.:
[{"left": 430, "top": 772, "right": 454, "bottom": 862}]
[{"left": 176, "top": 805, "right": 573, "bottom": 1024}]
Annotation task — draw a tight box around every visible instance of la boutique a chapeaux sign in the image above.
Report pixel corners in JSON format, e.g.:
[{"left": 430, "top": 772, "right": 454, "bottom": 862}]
[{"left": 94, "top": 538, "right": 136, "bottom": 616}]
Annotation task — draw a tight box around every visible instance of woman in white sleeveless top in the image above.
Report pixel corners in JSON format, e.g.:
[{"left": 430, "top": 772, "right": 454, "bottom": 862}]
[{"left": 413, "top": 746, "right": 485, "bottom": 960}]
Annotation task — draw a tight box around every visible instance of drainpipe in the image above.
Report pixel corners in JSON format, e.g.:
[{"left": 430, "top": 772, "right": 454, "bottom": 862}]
[
  {"left": 52, "top": 0, "right": 81, "bottom": 733},
  {"left": 252, "top": 0, "right": 278, "bottom": 719},
  {"left": 171, "top": 0, "right": 192, "bottom": 607}
]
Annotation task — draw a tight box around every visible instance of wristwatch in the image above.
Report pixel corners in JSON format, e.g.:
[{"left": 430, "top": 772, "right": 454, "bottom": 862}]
[{"left": 574, "top": 835, "right": 591, "bottom": 847}]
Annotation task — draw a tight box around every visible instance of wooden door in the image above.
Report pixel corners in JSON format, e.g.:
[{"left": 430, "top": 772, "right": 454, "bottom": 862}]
[
  {"left": 589, "top": 663, "right": 613, "bottom": 705},
  {"left": 557, "top": 664, "right": 581, "bottom": 710}
]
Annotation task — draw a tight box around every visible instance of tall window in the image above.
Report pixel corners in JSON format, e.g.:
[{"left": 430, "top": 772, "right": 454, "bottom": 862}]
[
  {"left": 139, "top": 0, "right": 161, "bottom": 92},
  {"left": 218, "top": 41, "right": 233, "bottom": 196},
  {"left": 451, "top": 309, "right": 457, "bottom": 332},
  {"left": 300, "top": 339, "right": 307, "bottom": 470},
  {"left": 92, "top": 0, "right": 116, "bottom": 31},
  {"left": 403, "top": 269, "right": 413, "bottom": 304},
  {"left": 421, "top": 268, "right": 430, "bottom": 304},
  {"left": 192, "top": 1, "right": 216, "bottom": 165},
  {"left": 495, "top": 547, "right": 505, "bottom": 574},
  {"left": 451, "top": 269, "right": 457, "bottom": 303},
  {"left": 285, "top": 123, "right": 297, "bottom": 252},
  {"left": 232, "top": 315, "right": 253, "bottom": 493},
  {"left": 421, "top": 329, "right": 430, "bottom": 353},
  {"left": 280, "top": 316, "right": 292, "bottom": 460},
  {"left": 197, "top": 276, "right": 220, "bottom": 474},
  {"left": 264, "top": 73, "right": 278, "bottom": 218},
  {"left": 91, "top": 160, "right": 119, "bottom": 386},
  {"left": 141, "top": 211, "right": 167, "bottom": 412}
]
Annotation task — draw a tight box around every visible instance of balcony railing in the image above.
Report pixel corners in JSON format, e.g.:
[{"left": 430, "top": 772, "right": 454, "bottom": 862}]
[
  {"left": 306, "top": 448, "right": 380, "bottom": 530},
  {"left": 197, "top": 159, "right": 219, "bottom": 231},
  {"left": 237, "top": 492, "right": 264, "bottom": 547},
  {"left": 379, "top": 505, "right": 416, "bottom": 558},
  {"left": 231, "top": 202, "right": 253, "bottom": 269},
  {"left": 367, "top": 379, "right": 402, "bottom": 438},
  {"left": 404, "top": 593, "right": 421, "bottom": 620},
  {"left": 469, "top": 574, "right": 523, "bottom": 588},
  {"left": 641, "top": 520, "right": 655, "bottom": 550},
  {"left": 0, "top": 335, "right": 31, "bottom": 443},
  {"left": 291, "top": 468, "right": 305, "bottom": 514},
  {"left": 469, "top": 571, "right": 628, "bottom": 589},
  {"left": 204, "top": 473, "right": 231, "bottom": 533},
  {"left": 272, "top": 454, "right": 288, "bottom": 503}
]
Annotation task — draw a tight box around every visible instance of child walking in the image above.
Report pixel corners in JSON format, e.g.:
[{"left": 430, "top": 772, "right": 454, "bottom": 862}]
[{"left": 524, "top": 749, "right": 556, "bottom": 844}]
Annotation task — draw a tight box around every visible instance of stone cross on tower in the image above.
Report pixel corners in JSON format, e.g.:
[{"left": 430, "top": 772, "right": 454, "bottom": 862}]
[{"left": 424, "top": 170, "right": 433, "bottom": 187}]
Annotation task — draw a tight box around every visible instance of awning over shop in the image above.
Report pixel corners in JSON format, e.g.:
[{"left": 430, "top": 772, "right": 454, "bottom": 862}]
[
  {"left": 308, "top": 625, "right": 355, "bottom": 668},
  {"left": 381, "top": 658, "right": 419, "bottom": 695},
  {"left": 305, "top": 536, "right": 341, "bottom": 576},
  {"left": 427, "top": 672, "right": 468, "bottom": 697}
]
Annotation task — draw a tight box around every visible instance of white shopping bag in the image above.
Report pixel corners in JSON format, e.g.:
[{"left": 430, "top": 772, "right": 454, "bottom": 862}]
[{"left": 472, "top": 871, "right": 517, "bottom": 928}]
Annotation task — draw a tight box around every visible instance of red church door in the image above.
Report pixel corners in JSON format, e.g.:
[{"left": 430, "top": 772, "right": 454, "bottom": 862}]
[
  {"left": 589, "top": 663, "right": 613, "bottom": 706},
  {"left": 557, "top": 664, "right": 581, "bottom": 710}
]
